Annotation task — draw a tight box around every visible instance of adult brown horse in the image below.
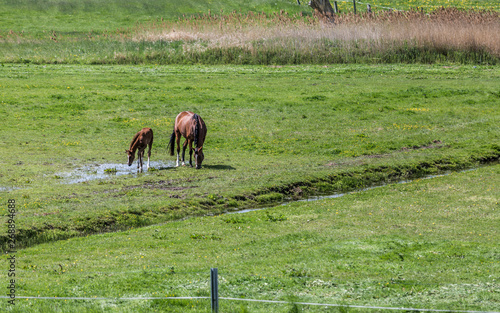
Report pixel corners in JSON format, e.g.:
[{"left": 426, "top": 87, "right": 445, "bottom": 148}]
[
  {"left": 168, "top": 111, "right": 207, "bottom": 169},
  {"left": 125, "top": 127, "right": 154, "bottom": 172}
]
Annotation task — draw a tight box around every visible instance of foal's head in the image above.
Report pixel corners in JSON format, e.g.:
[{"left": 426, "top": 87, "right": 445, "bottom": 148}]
[
  {"left": 194, "top": 147, "right": 204, "bottom": 169},
  {"left": 125, "top": 149, "right": 135, "bottom": 166}
]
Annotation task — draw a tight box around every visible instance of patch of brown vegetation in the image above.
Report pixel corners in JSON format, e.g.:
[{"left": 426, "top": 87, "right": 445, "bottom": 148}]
[
  {"left": 132, "top": 8, "right": 500, "bottom": 58},
  {"left": 34, "top": 211, "right": 60, "bottom": 216},
  {"left": 121, "top": 179, "right": 198, "bottom": 191},
  {"left": 401, "top": 140, "right": 444, "bottom": 151},
  {"left": 325, "top": 154, "right": 390, "bottom": 167}
]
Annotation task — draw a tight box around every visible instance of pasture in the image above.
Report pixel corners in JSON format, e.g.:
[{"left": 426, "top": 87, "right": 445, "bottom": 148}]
[
  {"left": 0, "top": 163, "right": 498, "bottom": 312},
  {"left": 1, "top": 63, "right": 499, "bottom": 251},
  {"left": 0, "top": 0, "right": 499, "bottom": 311}
]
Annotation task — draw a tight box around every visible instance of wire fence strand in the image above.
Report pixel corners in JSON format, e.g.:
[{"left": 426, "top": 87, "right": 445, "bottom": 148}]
[{"left": 1, "top": 295, "right": 498, "bottom": 313}]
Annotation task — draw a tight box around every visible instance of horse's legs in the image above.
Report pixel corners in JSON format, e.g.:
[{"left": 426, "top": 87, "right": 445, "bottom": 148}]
[
  {"left": 175, "top": 133, "right": 181, "bottom": 167},
  {"left": 181, "top": 140, "right": 189, "bottom": 166}
]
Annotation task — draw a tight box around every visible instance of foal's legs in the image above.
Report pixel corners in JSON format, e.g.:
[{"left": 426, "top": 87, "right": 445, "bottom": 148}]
[
  {"left": 137, "top": 149, "right": 144, "bottom": 172},
  {"left": 147, "top": 142, "right": 152, "bottom": 169}
]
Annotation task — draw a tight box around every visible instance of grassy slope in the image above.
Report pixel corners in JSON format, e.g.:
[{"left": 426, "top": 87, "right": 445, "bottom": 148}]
[
  {"left": 0, "top": 64, "right": 499, "bottom": 249},
  {"left": 0, "top": 0, "right": 305, "bottom": 33},
  {"left": 0, "top": 164, "right": 498, "bottom": 312},
  {"left": 1, "top": 0, "right": 499, "bottom": 34}
]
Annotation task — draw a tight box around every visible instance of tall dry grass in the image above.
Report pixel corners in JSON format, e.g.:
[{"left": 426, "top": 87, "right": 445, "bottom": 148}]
[
  {"left": 133, "top": 8, "right": 500, "bottom": 59},
  {"left": 1, "top": 8, "right": 497, "bottom": 64}
]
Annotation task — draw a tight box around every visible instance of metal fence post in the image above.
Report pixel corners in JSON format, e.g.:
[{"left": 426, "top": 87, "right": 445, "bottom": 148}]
[
  {"left": 210, "top": 268, "right": 219, "bottom": 313},
  {"left": 353, "top": 0, "right": 357, "bottom": 14}
]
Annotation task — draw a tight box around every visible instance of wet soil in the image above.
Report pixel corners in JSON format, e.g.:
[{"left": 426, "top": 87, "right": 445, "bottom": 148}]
[{"left": 56, "top": 161, "right": 175, "bottom": 184}]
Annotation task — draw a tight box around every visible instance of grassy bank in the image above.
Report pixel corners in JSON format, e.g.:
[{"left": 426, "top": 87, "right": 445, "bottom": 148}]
[
  {"left": 1, "top": 164, "right": 498, "bottom": 312},
  {"left": 0, "top": 64, "right": 499, "bottom": 250}
]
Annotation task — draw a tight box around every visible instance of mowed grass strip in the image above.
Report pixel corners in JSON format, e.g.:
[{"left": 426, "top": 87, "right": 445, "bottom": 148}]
[
  {"left": 0, "top": 64, "right": 499, "bottom": 249},
  {"left": 0, "top": 164, "right": 498, "bottom": 312}
]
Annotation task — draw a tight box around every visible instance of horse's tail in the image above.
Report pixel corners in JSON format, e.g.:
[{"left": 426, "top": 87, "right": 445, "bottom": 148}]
[
  {"left": 168, "top": 129, "right": 175, "bottom": 156},
  {"left": 193, "top": 114, "right": 199, "bottom": 148}
]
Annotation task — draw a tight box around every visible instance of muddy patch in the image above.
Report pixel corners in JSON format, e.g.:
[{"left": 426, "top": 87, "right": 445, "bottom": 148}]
[
  {"left": 401, "top": 140, "right": 444, "bottom": 151},
  {"left": 57, "top": 161, "right": 175, "bottom": 184},
  {"left": 126, "top": 179, "right": 198, "bottom": 191}
]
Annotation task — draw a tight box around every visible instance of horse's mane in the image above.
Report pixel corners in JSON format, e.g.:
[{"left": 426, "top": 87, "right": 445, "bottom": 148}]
[
  {"left": 129, "top": 131, "right": 141, "bottom": 151},
  {"left": 193, "top": 113, "right": 199, "bottom": 148}
]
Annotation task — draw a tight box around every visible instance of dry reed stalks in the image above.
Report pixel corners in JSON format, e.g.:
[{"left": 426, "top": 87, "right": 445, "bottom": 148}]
[{"left": 133, "top": 8, "right": 500, "bottom": 58}]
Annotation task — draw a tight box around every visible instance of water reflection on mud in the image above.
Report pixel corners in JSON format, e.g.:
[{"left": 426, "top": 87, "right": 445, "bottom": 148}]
[{"left": 57, "top": 161, "right": 175, "bottom": 184}]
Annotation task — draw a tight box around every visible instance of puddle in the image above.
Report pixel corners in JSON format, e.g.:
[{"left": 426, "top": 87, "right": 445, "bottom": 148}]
[
  {"left": 57, "top": 161, "right": 175, "bottom": 184},
  {"left": 0, "top": 187, "right": 21, "bottom": 192},
  {"left": 226, "top": 193, "right": 349, "bottom": 215}
]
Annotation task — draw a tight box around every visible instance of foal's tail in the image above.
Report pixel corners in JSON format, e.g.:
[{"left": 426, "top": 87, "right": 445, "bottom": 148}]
[{"left": 167, "top": 130, "right": 176, "bottom": 156}]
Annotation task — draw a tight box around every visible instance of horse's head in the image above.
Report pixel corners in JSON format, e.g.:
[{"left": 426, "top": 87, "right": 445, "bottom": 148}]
[
  {"left": 194, "top": 147, "right": 204, "bottom": 169},
  {"left": 125, "top": 149, "right": 135, "bottom": 166}
]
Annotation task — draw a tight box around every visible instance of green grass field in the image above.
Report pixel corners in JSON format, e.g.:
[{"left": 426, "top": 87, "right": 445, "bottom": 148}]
[
  {"left": 1, "top": 164, "right": 498, "bottom": 312},
  {"left": 0, "top": 0, "right": 305, "bottom": 33},
  {"left": 1, "top": 0, "right": 499, "bottom": 311},
  {"left": 0, "top": 63, "right": 499, "bottom": 250}
]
